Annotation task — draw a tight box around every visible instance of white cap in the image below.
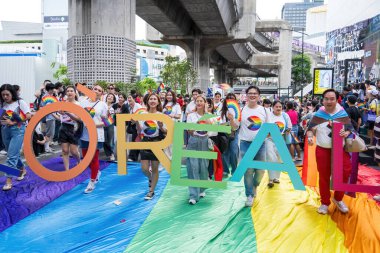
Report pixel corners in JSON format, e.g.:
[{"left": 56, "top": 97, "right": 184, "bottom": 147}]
[{"left": 370, "top": 89, "right": 379, "bottom": 96}]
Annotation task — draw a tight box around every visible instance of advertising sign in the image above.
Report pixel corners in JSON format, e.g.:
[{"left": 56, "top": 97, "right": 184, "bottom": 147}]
[{"left": 313, "top": 68, "right": 333, "bottom": 95}]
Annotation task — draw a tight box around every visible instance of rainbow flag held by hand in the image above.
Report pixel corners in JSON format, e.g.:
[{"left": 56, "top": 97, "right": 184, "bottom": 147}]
[
  {"left": 102, "top": 115, "right": 114, "bottom": 127},
  {"left": 157, "top": 83, "right": 165, "bottom": 93}
]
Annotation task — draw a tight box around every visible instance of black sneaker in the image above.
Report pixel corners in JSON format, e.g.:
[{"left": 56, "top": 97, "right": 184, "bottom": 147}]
[{"left": 144, "top": 191, "right": 154, "bottom": 200}]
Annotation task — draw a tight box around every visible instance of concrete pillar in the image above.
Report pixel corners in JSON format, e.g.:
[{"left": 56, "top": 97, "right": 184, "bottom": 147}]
[
  {"left": 278, "top": 29, "right": 292, "bottom": 89},
  {"left": 189, "top": 36, "right": 210, "bottom": 93},
  {"left": 67, "top": 0, "right": 136, "bottom": 83}
]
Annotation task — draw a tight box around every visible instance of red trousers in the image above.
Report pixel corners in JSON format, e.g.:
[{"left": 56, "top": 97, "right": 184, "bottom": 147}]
[
  {"left": 82, "top": 148, "right": 100, "bottom": 180},
  {"left": 315, "top": 146, "right": 352, "bottom": 205}
]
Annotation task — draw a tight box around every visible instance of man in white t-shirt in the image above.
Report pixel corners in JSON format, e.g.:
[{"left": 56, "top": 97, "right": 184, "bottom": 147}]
[
  {"left": 238, "top": 85, "right": 269, "bottom": 207},
  {"left": 185, "top": 88, "right": 201, "bottom": 117},
  {"left": 306, "top": 89, "right": 353, "bottom": 215},
  {"left": 213, "top": 92, "right": 223, "bottom": 115}
]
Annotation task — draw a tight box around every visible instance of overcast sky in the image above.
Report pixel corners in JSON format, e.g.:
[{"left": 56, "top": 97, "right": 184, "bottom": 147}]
[{"left": 0, "top": 0, "right": 310, "bottom": 38}]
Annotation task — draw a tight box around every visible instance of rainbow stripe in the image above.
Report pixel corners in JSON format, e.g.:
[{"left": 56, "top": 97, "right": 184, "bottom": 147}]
[
  {"left": 5, "top": 110, "right": 13, "bottom": 118},
  {"left": 196, "top": 120, "right": 208, "bottom": 135},
  {"left": 42, "top": 95, "right": 58, "bottom": 105},
  {"left": 226, "top": 99, "right": 241, "bottom": 122},
  {"left": 102, "top": 114, "right": 114, "bottom": 127},
  {"left": 357, "top": 102, "right": 366, "bottom": 109},
  {"left": 135, "top": 108, "right": 147, "bottom": 114},
  {"left": 85, "top": 107, "right": 96, "bottom": 118},
  {"left": 143, "top": 120, "right": 157, "bottom": 135},
  {"left": 157, "top": 83, "right": 165, "bottom": 93},
  {"left": 247, "top": 116, "right": 262, "bottom": 131},
  {"left": 164, "top": 106, "right": 172, "bottom": 115},
  {"left": 275, "top": 121, "right": 285, "bottom": 133}
]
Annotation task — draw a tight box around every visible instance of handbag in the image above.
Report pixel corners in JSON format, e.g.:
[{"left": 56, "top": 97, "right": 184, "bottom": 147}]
[
  {"left": 344, "top": 134, "right": 367, "bottom": 153},
  {"left": 367, "top": 111, "right": 376, "bottom": 122}
]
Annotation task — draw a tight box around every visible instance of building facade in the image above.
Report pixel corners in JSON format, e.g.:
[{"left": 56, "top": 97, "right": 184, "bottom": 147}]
[{"left": 281, "top": 0, "right": 324, "bottom": 30}]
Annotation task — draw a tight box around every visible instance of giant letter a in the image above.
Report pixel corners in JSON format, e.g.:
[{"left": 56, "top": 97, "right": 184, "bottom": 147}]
[{"left": 230, "top": 123, "right": 306, "bottom": 191}]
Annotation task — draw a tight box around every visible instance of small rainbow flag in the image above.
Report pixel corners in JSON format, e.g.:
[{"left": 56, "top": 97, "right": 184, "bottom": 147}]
[
  {"left": 135, "top": 108, "right": 147, "bottom": 114},
  {"left": 42, "top": 95, "right": 58, "bottom": 105},
  {"left": 157, "top": 83, "right": 165, "bottom": 93},
  {"left": 226, "top": 99, "right": 242, "bottom": 122},
  {"left": 102, "top": 114, "right": 114, "bottom": 127}
]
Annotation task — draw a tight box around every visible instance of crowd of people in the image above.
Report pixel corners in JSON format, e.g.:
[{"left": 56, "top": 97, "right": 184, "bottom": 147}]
[{"left": 1, "top": 78, "right": 380, "bottom": 212}]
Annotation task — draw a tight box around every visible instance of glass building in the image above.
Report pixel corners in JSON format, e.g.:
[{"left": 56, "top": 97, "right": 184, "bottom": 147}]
[{"left": 281, "top": 0, "right": 324, "bottom": 30}]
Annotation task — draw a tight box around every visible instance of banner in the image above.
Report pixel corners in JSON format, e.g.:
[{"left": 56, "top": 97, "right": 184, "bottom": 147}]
[{"left": 313, "top": 68, "right": 333, "bottom": 95}]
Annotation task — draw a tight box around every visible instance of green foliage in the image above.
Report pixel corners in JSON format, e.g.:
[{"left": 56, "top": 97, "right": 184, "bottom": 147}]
[
  {"left": 135, "top": 78, "right": 158, "bottom": 94},
  {"left": 51, "top": 63, "right": 72, "bottom": 86},
  {"left": 0, "top": 40, "right": 42, "bottom": 44},
  {"left": 160, "top": 56, "right": 198, "bottom": 94},
  {"left": 291, "top": 54, "right": 312, "bottom": 86},
  {"left": 95, "top": 80, "right": 108, "bottom": 90}
]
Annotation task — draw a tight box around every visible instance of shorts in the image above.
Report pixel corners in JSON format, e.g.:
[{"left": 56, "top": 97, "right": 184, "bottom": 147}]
[
  {"left": 290, "top": 125, "right": 300, "bottom": 144},
  {"left": 58, "top": 123, "right": 79, "bottom": 145},
  {"left": 140, "top": 136, "right": 161, "bottom": 161},
  {"left": 45, "top": 119, "right": 55, "bottom": 138},
  {"left": 368, "top": 121, "right": 375, "bottom": 130}
]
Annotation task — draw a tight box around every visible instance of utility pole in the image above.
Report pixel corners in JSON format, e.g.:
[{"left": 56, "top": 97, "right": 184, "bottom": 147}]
[{"left": 301, "top": 28, "right": 304, "bottom": 102}]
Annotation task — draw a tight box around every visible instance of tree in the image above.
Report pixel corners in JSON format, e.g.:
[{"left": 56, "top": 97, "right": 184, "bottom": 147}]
[
  {"left": 160, "top": 56, "right": 197, "bottom": 94},
  {"left": 135, "top": 77, "right": 158, "bottom": 94},
  {"left": 51, "top": 63, "right": 71, "bottom": 86},
  {"left": 291, "top": 54, "right": 312, "bottom": 93}
]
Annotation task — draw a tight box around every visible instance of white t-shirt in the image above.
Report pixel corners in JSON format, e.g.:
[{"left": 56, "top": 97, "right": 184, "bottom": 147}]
[
  {"left": 214, "top": 101, "right": 223, "bottom": 115},
  {"left": 239, "top": 105, "right": 269, "bottom": 141},
  {"left": 163, "top": 102, "right": 181, "bottom": 121},
  {"left": 315, "top": 106, "right": 342, "bottom": 148},
  {"left": 139, "top": 112, "right": 163, "bottom": 138},
  {"left": 80, "top": 99, "right": 108, "bottom": 142},
  {"left": 60, "top": 101, "right": 80, "bottom": 125},
  {"left": 185, "top": 100, "right": 196, "bottom": 115},
  {"left": 268, "top": 112, "right": 292, "bottom": 134},
  {"left": 1, "top": 100, "right": 30, "bottom": 126},
  {"left": 187, "top": 112, "right": 209, "bottom": 137},
  {"left": 130, "top": 103, "right": 142, "bottom": 113}
]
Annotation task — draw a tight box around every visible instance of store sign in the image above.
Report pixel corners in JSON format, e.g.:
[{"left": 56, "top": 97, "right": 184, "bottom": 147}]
[{"left": 43, "top": 16, "right": 68, "bottom": 29}]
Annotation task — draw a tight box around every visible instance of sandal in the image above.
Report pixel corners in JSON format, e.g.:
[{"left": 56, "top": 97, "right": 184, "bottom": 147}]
[
  {"left": 273, "top": 178, "right": 280, "bottom": 184},
  {"left": 267, "top": 181, "right": 274, "bottom": 188}
]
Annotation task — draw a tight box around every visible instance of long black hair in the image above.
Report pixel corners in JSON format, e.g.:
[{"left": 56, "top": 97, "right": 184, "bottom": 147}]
[
  {"left": 0, "top": 84, "right": 19, "bottom": 104},
  {"left": 221, "top": 93, "right": 237, "bottom": 122},
  {"left": 163, "top": 90, "right": 177, "bottom": 108}
]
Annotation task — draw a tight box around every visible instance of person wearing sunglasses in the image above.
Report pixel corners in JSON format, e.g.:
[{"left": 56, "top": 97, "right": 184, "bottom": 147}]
[{"left": 102, "top": 84, "right": 119, "bottom": 103}]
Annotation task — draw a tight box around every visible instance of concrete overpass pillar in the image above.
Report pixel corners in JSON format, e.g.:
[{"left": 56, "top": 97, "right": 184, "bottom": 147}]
[
  {"left": 214, "top": 67, "right": 227, "bottom": 84},
  {"left": 191, "top": 37, "right": 210, "bottom": 93},
  {"left": 278, "top": 29, "right": 292, "bottom": 89},
  {"left": 67, "top": 0, "right": 136, "bottom": 83}
]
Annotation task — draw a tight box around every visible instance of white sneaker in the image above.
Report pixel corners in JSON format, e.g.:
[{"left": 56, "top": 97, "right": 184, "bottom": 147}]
[
  {"left": 128, "top": 159, "right": 133, "bottom": 162},
  {"left": 188, "top": 199, "right": 197, "bottom": 205},
  {"left": 245, "top": 196, "right": 254, "bottom": 207},
  {"left": 317, "top": 204, "right": 329, "bottom": 215},
  {"left": 0, "top": 150, "right": 7, "bottom": 155},
  {"left": 109, "top": 154, "right": 115, "bottom": 161},
  {"left": 199, "top": 192, "right": 206, "bottom": 198},
  {"left": 373, "top": 195, "right": 380, "bottom": 201},
  {"left": 332, "top": 198, "right": 349, "bottom": 213},
  {"left": 84, "top": 180, "right": 95, "bottom": 194},
  {"left": 96, "top": 171, "right": 101, "bottom": 183},
  {"left": 45, "top": 148, "right": 53, "bottom": 153}
]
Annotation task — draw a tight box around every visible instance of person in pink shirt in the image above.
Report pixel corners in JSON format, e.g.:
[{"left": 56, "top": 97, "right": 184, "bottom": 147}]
[{"left": 286, "top": 102, "right": 302, "bottom": 161}]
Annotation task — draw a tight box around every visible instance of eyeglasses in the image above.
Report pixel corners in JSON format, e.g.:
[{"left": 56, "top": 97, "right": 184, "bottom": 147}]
[{"left": 247, "top": 92, "right": 259, "bottom": 96}]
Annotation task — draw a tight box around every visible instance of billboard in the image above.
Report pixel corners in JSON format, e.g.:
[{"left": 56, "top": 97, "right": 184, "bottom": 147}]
[{"left": 313, "top": 68, "right": 333, "bottom": 95}]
